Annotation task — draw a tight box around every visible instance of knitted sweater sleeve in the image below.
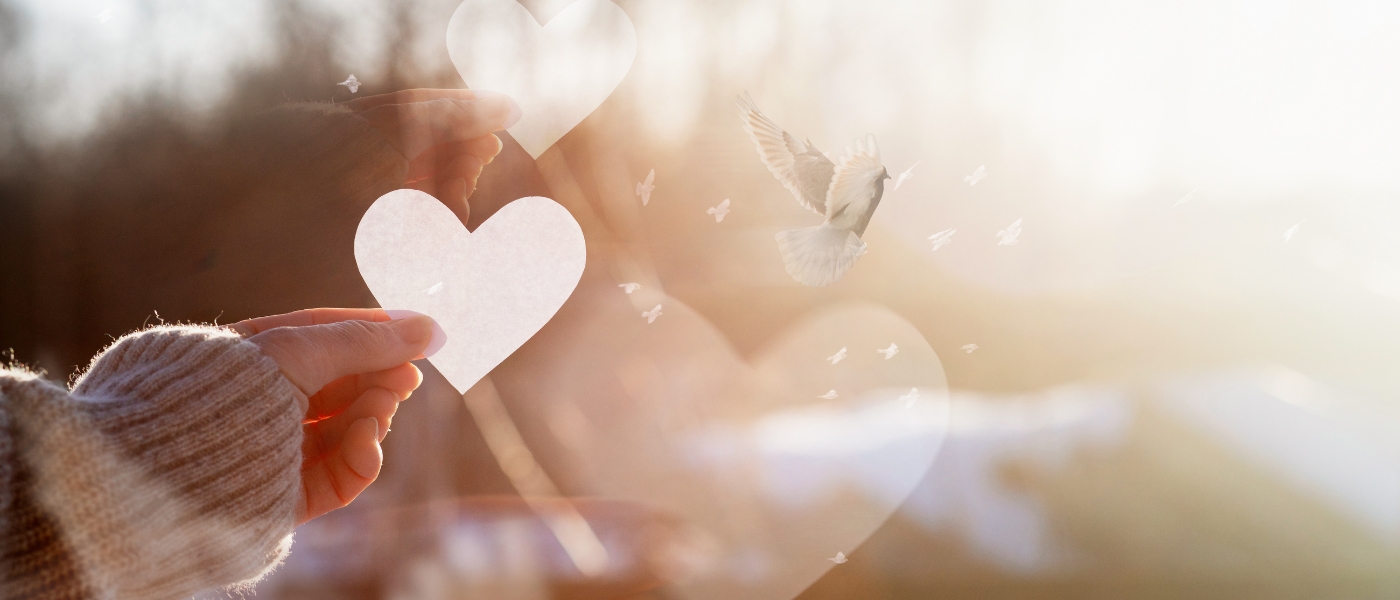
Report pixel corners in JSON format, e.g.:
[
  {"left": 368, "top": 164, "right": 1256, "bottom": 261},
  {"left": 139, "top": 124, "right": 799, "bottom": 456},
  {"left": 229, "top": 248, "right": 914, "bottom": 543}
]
[{"left": 0, "top": 325, "right": 306, "bottom": 599}]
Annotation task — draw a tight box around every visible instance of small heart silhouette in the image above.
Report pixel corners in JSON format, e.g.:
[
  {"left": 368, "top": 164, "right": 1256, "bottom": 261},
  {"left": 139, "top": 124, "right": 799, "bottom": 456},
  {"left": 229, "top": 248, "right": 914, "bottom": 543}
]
[
  {"left": 354, "top": 189, "right": 586, "bottom": 393},
  {"left": 447, "top": 0, "right": 637, "bottom": 158}
]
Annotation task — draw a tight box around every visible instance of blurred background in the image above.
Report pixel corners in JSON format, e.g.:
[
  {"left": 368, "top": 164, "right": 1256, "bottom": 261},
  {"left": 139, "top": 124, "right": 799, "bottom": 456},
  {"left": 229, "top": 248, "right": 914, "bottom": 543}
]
[{"left": 3, "top": 0, "right": 1400, "bottom": 598}]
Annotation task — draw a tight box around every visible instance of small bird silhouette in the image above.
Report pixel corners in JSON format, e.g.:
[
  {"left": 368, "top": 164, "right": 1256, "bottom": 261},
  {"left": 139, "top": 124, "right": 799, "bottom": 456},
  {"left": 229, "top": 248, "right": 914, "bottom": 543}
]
[
  {"left": 637, "top": 169, "right": 656, "bottom": 206},
  {"left": 965, "top": 165, "right": 986, "bottom": 186},
  {"left": 707, "top": 199, "right": 730, "bottom": 223},
  {"left": 641, "top": 305, "right": 662, "bottom": 324},
  {"left": 928, "top": 228, "right": 956, "bottom": 251},
  {"left": 900, "top": 387, "right": 919, "bottom": 408},
  {"left": 1284, "top": 219, "right": 1305, "bottom": 242},
  {"left": 961, "top": 344, "right": 978, "bottom": 353},
  {"left": 893, "top": 161, "right": 919, "bottom": 191},
  {"left": 826, "top": 347, "right": 847, "bottom": 365},
  {"left": 1173, "top": 189, "right": 1197, "bottom": 208},
  {"left": 997, "top": 218, "right": 1022, "bottom": 246},
  {"left": 423, "top": 281, "right": 444, "bottom": 296},
  {"left": 818, "top": 390, "right": 839, "bottom": 400},
  {"left": 877, "top": 343, "right": 899, "bottom": 360},
  {"left": 618, "top": 283, "right": 642, "bottom": 294},
  {"left": 829, "top": 552, "right": 848, "bottom": 564},
  {"left": 337, "top": 75, "right": 361, "bottom": 94},
  {"left": 738, "top": 93, "right": 890, "bottom": 286}
]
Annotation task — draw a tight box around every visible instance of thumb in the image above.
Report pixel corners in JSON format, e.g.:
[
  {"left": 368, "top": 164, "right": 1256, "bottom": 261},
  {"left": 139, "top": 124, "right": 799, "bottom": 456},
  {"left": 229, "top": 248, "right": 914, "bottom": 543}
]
[{"left": 249, "top": 315, "right": 437, "bottom": 396}]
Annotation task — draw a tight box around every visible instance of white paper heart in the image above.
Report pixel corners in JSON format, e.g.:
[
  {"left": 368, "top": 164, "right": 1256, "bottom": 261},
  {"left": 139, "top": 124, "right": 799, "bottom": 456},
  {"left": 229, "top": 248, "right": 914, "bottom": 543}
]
[
  {"left": 446, "top": 0, "right": 637, "bottom": 159},
  {"left": 354, "top": 189, "right": 586, "bottom": 393}
]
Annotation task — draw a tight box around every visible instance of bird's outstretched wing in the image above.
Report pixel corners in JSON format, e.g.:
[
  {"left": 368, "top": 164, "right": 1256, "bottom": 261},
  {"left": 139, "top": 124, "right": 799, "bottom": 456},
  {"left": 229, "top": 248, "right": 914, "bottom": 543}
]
[
  {"left": 824, "top": 135, "right": 885, "bottom": 232},
  {"left": 736, "top": 93, "right": 833, "bottom": 216}
]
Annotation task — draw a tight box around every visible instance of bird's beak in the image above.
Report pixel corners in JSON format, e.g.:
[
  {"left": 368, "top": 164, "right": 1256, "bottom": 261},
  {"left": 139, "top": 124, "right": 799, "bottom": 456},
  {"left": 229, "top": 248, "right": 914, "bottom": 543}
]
[{"left": 883, "top": 171, "right": 892, "bottom": 180}]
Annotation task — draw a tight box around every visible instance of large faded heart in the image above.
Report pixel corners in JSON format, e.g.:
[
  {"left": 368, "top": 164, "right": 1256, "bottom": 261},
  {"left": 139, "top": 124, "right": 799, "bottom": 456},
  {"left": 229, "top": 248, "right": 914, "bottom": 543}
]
[
  {"left": 447, "top": 0, "right": 636, "bottom": 159},
  {"left": 354, "top": 189, "right": 586, "bottom": 393},
  {"left": 491, "top": 299, "right": 950, "bottom": 600}
]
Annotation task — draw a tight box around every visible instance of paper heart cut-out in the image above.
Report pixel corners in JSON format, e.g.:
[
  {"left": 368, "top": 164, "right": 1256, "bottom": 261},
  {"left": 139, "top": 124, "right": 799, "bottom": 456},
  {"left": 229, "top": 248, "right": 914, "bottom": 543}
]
[
  {"left": 447, "top": 0, "right": 637, "bottom": 158},
  {"left": 492, "top": 299, "right": 949, "bottom": 600},
  {"left": 354, "top": 189, "right": 586, "bottom": 393}
]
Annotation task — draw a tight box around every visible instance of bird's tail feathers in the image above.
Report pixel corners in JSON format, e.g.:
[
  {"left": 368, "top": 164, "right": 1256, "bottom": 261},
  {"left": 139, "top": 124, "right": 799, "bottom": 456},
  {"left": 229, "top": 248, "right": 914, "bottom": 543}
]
[{"left": 775, "top": 224, "right": 867, "bottom": 287}]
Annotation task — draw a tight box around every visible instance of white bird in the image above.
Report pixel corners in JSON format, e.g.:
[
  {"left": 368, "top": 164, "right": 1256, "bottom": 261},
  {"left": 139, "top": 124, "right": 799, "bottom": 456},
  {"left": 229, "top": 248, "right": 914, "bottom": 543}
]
[
  {"left": 829, "top": 552, "right": 848, "bottom": 564},
  {"left": 877, "top": 343, "right": 899, "bottom": 360},
  {"left": 337, "top": 75, "right": 361, "bottom": 94},
  {"left": 95, "top": 8, "right": 114, "bottom": 23},
  {"left": 423, "top": 281, "right": 444, "bottom": 295},
  {"left": 637, "top": 169, "right": 656, "bottom": 206},
  {"left": 738, "top": 93, "right": 890, "bottom": 287},
  {"left": 1173, "top": 189, "right": 1197, "bottom": 208},
  {"left": 707, "top": 199, "right": 730, "bottom": 223},
  {"left": 618, "top": 283, "right": 642, "bottom": 294},
  {"left": 961, "top": 344, "right": 978, "bottom": 353},
  {"left": 997, "top": 218, "right": 1022, "bottom": 246},
  {"left": 826, "top": 347, "right": 847, "bottom": 365},
  {"left": 928, "top": 228, "right": 956, "bottom": 251},
  {"left": 893, "top": 161, "right": 919, "bottom": 191},
  {"left": 965, "top": 165, "right": 986, "bottom": 186},
  {"left": 818, "top": 389, "right": 839, "bottom": 400},
  {"left": 1284, "top": 219, "right": 1305, "bottom": 242},
  {"left": 900, "top": 387, "right": 919, "bottom": 408},
  {"left": 642, "top": 304, "right": 662, "bottom": 324}
]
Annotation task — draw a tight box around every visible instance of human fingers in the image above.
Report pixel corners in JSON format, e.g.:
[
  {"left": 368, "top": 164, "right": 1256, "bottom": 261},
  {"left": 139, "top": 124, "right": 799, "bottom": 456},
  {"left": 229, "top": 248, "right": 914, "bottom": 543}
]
[
  {"left": 358, "top": 93, "right": 521, "bottom": 161},
  {"left": 343, "top": 88, "right": 481, "bottom": 113},
  {"left": 403, "top": 135, "right": 505, "bottom": 183},
  {"left": 303, "top": 387, "right": 400, "bottom": 464},
  {"left": 408, "top": 149, "right": 487, "bottom": 194},
  {"left": 298, "top": 416, "right": 381, "bottom": 524},
  {"left": 306, "top": 362, "right": 422, "bottom": 422},
  {"left": 405, "top": 150, "right": 483, "bottom": 190},
  {"left": 228, "top": 308, "right": 391, "bottom": 338},
  {"left": 248, "top": 316, "right": 438, "bottom": 397},
  {"left": 464, "top": 133, "right": 504, "bottom": 164}
]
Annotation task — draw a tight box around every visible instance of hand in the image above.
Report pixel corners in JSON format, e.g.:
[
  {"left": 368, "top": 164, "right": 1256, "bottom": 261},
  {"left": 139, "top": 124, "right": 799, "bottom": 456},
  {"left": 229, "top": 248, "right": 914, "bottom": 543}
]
[
  {"left": 229, "top": 308, "right": 438, "bottom": 524},
  {"left": 347, "top": 89, "right": 521, "bottom": 224}
]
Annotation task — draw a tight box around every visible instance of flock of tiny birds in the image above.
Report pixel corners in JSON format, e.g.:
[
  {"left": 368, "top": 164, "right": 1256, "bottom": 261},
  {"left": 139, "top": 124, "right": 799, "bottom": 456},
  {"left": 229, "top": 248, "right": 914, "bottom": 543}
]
[
  {"left": 617, "top": 93, "right": 1012, "bottom": 364},
  {"left": 362, "top": 82, "right": 1016, "bottom": 566},
  {"left": 330, "top": 81, "right": 1311, "bottom": 569},
  {"left": 632, "top": 94, "right": 1027, "bottom": 291},
  {"left": 321, "top": 31, "right": 1288, "bottom": 574}
]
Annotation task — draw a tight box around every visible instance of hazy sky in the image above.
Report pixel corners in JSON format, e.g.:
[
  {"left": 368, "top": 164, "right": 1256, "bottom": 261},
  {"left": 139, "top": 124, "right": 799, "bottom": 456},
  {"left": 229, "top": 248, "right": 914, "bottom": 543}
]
[
  {"left": 11, "top": 0, "right": 1400, "bottom": 296},
  {"left": 15, "top": 0, "right": 1400, "bottom": 196}
]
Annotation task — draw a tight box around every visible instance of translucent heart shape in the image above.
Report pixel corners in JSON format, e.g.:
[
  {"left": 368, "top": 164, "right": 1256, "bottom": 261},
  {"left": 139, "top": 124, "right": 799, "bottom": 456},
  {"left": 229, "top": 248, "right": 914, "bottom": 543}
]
[
  {"left": 492, "top": 299, "right": 949, "bottom": 600},
  {"left": 446, "top": 0, "right": 637, "bottom": 158}
]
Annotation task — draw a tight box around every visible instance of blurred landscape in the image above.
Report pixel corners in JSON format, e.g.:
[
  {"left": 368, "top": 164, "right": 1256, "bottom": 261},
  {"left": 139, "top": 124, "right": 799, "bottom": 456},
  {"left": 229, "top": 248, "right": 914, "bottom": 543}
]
[{"left": 2, "top": 0, "right": 1399, "bottom": 598}]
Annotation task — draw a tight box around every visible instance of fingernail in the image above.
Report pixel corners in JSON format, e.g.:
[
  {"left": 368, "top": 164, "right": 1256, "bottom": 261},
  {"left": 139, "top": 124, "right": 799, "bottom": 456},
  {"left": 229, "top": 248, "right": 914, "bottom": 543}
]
[
  {"left": 384, "top": 310, "right": 445, "bottom": 357},
  {"left": 471, "top": 90, "right": 522, "bottom": 129},
  {"left": 424, "top": 322, "right": 446, "bottom": 357}
]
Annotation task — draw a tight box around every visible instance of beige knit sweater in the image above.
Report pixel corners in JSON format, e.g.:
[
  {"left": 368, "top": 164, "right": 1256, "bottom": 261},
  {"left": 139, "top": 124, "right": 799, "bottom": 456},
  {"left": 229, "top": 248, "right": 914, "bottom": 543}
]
[{"left": 0, "top": 325, "right": 306, "bottom": 599}]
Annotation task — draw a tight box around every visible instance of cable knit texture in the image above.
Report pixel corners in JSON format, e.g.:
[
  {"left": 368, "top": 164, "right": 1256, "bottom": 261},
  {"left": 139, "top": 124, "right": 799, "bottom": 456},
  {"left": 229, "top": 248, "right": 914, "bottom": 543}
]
[{"left": 0, "top": 325, "right": 306, "bottom": 599}]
